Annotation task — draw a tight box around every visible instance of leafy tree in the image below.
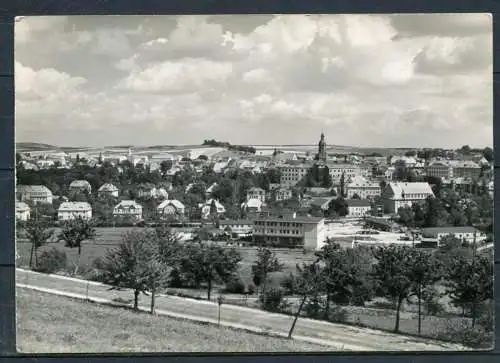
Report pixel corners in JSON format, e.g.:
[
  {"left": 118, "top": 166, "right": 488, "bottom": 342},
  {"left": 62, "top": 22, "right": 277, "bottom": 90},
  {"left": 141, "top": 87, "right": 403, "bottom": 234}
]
[
  {"left": 327, "top": 197, "right": 348, "bottom": 217},
  {"left": 423, "top": 196, "right": 449, "bottom": 227},
  {"left": 482, "top": 147, "right": 493, "bottom": 163},
  {"left": 371, "top": 245, "right": 416, "bottom": 333},
  {"left": 251, "top": 247, "right": 284, "bottom": 295},
  {"left": 351, "top": 193, "right": 361, "bottom": 200},
  {"left": 160, "top": 160, "right": 173, "bottom": 173},
  {"left": 397, "top": 206, "right": 414, "bottom": 227},
  {"left": 25, "top": 220, "right": 55, "bottom": 269},
  {"left": 57, "top": 216, "right": 96, "bottom": 275},
  {"left": 445, "top": 255, "right": 494, "bottom": 327},
  {"left": 179, "top": 243, "right": 242, "bottom": 300},
  {"left": 408, "top": 250, "right": 442, "bottom": 334},
  {"left": 100, "top": 230, "right": 167, "bottom": 312},
  {"left": 285, "top": 261, "right": 324, "bottom": 339},
  {"left": 339, "top": 172, "right": 346, "bottom": 197}
]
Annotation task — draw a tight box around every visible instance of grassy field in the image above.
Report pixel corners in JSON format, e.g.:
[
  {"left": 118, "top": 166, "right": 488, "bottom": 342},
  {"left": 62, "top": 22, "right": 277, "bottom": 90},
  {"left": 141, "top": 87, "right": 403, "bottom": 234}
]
[
  {"left": 16, "top": 227, "right": 317, "bottom": 281},
  {"left": 17, "top": 287, "right": 334, "bottom": 353}
]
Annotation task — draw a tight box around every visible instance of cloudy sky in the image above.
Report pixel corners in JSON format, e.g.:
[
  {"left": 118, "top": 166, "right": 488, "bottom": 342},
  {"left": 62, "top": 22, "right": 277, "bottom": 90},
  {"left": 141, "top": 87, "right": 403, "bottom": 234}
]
[{"left": 15, "top": 14, "right": 492, "bottom": 148}]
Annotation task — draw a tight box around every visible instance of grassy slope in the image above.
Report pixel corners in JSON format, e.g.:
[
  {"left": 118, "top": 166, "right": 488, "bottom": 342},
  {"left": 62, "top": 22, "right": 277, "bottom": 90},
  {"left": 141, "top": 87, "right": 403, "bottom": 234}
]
[{"left": 17, "top": 288, "right": 334, "bottom": 353}]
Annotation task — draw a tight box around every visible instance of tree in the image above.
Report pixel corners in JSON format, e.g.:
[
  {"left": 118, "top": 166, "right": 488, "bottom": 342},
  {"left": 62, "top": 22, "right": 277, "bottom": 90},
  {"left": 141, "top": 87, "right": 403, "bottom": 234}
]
[
  {"left": 351, "top": 193, "right": 361, "bottom": 200},
  {"left": 445, "top": 255, "right": 493, "bottom": 327},
  {"left": 179, "top": 243, "right": 242, "bottom": 300},
  {"left": 58, "top": 216, "right": 96, "bottom": 275},
  {"left": 320, "top": 166, "right": 331, "bottom": 188},
  {"left": 327, "top": 197, "right": 348, "bottom": 217},
  {"left": 160, "top": 160, "right": 173, "bottom": 173},
  {"left": 371, "top": 245, "right": 416, "bottom": 333},
  {"left": 408, "top": 250, "right": 442, "bottom": 334},
  {"left": 339, "top": 172, "right": 346, "bottom": 197},
  {"left": 251, "top": 247, "right": 284, "bottom": 295},
  {"left": 100, "top": 230, "right": 166, "bottom": 312},
  {"left": 482, "top": 147, "right": 493, "bottom": 163},
  {"left": 285, "top": 261, "right": 324, "bottom": 339},
  {"left": 25, "top": 220, "right": 54, "bottom": 269},
  {"left": 397, "top": 206, "right": 414, "bottom": 227},
  {"left": 423, "top": 196, "right": 449, "bottom": 227}
]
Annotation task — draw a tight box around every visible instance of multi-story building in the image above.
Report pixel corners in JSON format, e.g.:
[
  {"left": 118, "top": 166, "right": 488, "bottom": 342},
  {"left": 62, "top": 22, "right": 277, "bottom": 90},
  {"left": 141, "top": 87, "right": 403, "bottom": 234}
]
[
  {"left": 15, "top": 201, "right": 30, "bottom": 221},
  {"left": 98, "top": 183, "right": 119, "bottom": 198},
  {"left": 426, "top": 161, "right": 453, "bottom": 179},
  {"left": 382, "top": 182, "right": 434, "bottom": 214},
  {"left": 241, "top": 198, "right": 264, "bottom": 213},
  {"left": 113, "top": 200, "right": 143, "bottom": 221},
  {"left": 157, "top": 199, "right": 186, "bottom": 218},
  {"left": 327, "top": 164, "right": 362, "bottom": 184},
  {"left": 16, "top": 185, "right": 53, "bottom": 204},
  {"left": 247, "top": 187, "right": 266, "bottom": 202},
  {"left": 346, "top": 176, "right": 381, "bottom": 199},
  {"left": 275, "top": 188, "right": 293, "bottom": 201},
  {"left": 219, "top": 219, "right": 253, "bottom": 237},
  {"left": 279, "top": 164, "right": 310, "bottom": 186},
  {"left": 58, "top": 202, "right": 92, "bottom": 221},
  {"left": 69, "top": 180, "right": 92, "bottom": 195},
  {"left": 449, "top": 160, "right": 481, "bottom": 180},
  {"left": 346, "top": 199, "right": 372, "bottom": 217},
  {"left": 253, "top": 213, "right": 325, "bottom": 250}
]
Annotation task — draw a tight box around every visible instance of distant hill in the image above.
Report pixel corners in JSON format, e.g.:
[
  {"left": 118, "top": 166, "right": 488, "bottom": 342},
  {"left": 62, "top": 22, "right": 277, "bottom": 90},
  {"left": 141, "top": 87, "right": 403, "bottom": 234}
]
[{"left": 16, "top": 142, "right": 59, "bottom": 151}]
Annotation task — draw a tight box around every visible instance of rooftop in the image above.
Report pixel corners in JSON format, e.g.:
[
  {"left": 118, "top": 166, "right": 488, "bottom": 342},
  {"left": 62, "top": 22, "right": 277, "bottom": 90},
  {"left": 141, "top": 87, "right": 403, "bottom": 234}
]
[
  {"left": 346, "top": 199, "right": 371, "bottom": 207},
  {"left": 58, "top": 202, "right": 92, "bottom": 211}
]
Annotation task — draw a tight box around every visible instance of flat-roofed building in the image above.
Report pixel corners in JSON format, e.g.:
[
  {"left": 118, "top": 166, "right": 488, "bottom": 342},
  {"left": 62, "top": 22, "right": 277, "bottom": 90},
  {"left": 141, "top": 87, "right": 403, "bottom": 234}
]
[
  {"left": 219, "top": 219, "right": 253, "bottom": 237},
  {"left": 346, "top": 176, "right": 381, "bottom": 199},
  {"left": 253, "top": 214, "right": 325, "bottom": 250},
  {"left": 421, "top": 226, "right": 486, "bottom": 247},
  {"left": 346, "top": 199, "right": 371, "bottom": 218}
]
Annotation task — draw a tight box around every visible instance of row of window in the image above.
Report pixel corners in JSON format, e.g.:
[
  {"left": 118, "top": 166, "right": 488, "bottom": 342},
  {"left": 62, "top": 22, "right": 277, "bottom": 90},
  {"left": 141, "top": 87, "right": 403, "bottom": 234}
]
[
  {"left": 255, "top": 221, "right": 303, "bottom": 227},
  {"left": 255, "top": 229, "right": 302, "bottom": 235}
]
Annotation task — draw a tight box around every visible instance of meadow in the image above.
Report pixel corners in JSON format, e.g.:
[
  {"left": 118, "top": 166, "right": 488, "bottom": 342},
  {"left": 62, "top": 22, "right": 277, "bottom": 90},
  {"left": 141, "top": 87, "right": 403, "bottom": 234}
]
[{"left": 17, "top": 287, "right": 334, "bottom": 353}]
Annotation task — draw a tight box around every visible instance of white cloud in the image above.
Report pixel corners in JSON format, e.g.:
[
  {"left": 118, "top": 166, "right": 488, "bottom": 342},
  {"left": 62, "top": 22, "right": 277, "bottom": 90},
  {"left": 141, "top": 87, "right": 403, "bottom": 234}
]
[
  {"left": 14, "top": 14, "right": 493, "bottom": 148},
  {"left": 116, "top": 58, "right": 233, "bottom": 93}
]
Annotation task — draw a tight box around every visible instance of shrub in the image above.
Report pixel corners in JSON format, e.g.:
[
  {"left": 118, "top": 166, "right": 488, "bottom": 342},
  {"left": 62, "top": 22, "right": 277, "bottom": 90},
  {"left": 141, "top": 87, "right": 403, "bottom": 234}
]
[
  {"left": 169, "top": 268, "right": 184, "bottom": 288},
  {"left": 326, "top": 306, "right": 349, "bottom": 324},
  {"left": 434, "top": 319, "right": 494, "bottom": 349},
  {"left": 224, "top": 277, "right": 246, "bottom": 294},
  {"left": 304, "top": 295, "right": 325, "bottom": 319},
  {"left": 246, "top": 282, "right": 256, "bottom": 295},
  {"left": 259, "top": 287, "right": 287, "bottom": 313},
  {"left": 34, "top": 248, "right": 67, "bottom": 274}
]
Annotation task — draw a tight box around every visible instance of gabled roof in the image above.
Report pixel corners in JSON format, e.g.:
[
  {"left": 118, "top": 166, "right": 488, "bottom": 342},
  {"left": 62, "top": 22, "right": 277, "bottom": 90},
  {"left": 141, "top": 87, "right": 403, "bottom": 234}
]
[
  {"left": 387, "top": 182, "right": 434, "bottom": 199},
  {"left": 114, "top": 200, "right": 142, "bottom": 209},
  {"left": 15, "top": 201, "right": 30, "bottom": 211},
  {"left": 17, "top": 185, "right": 52, "bottom": 194},
  {"left": 157, "top": 199, "right": 185, "bottom": 210},
  {"left": 98, "top": 183, "right": 118, "bottom": 192},
  {"left": 69, "top": 180, "right": 91, "bottom": 188}
]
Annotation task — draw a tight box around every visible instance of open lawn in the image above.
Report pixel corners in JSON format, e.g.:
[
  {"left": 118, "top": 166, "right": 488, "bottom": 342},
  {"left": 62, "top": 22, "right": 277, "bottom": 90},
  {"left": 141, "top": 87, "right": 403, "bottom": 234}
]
[{"left": 17, "top": 287, "right": 334, "bottom": 353}]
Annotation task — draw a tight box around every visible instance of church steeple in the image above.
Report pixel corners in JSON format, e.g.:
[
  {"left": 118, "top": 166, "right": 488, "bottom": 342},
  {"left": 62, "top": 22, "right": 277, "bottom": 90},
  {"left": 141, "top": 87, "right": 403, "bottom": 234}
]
[{"left": 318, "top": 131, "right": 327, "bottom": 163}]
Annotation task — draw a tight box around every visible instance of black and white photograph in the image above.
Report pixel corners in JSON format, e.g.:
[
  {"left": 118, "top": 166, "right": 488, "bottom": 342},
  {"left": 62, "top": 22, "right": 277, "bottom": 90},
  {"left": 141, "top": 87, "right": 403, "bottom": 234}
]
[{"left": 14, "top": 14, "right": 494, "bottom": 353}]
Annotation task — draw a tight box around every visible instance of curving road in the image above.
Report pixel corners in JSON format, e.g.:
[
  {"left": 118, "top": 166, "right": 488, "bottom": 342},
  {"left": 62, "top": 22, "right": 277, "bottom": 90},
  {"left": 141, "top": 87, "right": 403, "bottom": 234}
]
[{"left": 16, "top": 269, "right": 467, "bottom": 352}]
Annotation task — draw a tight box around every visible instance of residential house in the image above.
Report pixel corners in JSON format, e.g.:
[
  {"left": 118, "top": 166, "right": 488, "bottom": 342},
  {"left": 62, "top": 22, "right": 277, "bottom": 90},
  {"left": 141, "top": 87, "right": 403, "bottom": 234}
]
[
  {"left": 15, "top": 201, "right": 30, "bottom": 221},
  {"left": 382, "top": 182, "right": 434, "bottom": 214},
  {"left": 16, "top": 185, "right": 53, "bottom": 204},
  {"left": 274, "top": 188, "right": 293, "bottom": 201},
  {"left": 98, "top": 183, "right": 119, "bottom": 198},
  {"left": 219, "top": 220, "right": 253, "bottom": 237},
  {"left": 241, "top": 198, "right": 264, "bottom": 213},
  {"left": 346, "top": 199, "right": 371, "bottom": 218},
  {"left": 69, "top": 180, "right": 92, "bottom": 195},
  {"left": 157, "top": 199, "right": 186, "bottom": 218},
  {"left": 113, "top": 200, "right": 143, "bottom": 221},
  {"left": 421, "top": 227, "right": 486, "bottom": 247},
  {"left": 310, "top": 197, "right": 334, "bottom": 212},
  {"left": 136, "top": 184, "right": 168, "bottom": 199},
  {"left": 200, "top": 199, "right": 226, "bottom": 219},
  {"left": 247, "top": 187, "right": 266, "bottom": 202},
  {"left": 58, "top": 202, "right": 92, "bottom": 221},
  {"left": 346, "top": 176, "right": 381, "bottom": 199},
  {"left": 384, "top": 166, "right": 395, "bottom": 181},
  {"left": 253, "top": 215, "right": 325, "bottom": 250}
]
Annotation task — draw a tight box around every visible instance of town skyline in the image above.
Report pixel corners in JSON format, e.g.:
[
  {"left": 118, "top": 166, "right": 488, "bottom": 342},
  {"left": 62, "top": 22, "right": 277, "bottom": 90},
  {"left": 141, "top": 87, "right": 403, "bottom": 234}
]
[{"left": 15, "top": 14, "right": 492, "bottom": 149}]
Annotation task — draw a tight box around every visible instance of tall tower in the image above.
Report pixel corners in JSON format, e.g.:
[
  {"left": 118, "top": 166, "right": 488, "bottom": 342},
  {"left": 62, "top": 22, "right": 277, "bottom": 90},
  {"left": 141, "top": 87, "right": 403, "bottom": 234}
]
[{"left": 318, "top": 132, "right": 327, "bottom": 163}]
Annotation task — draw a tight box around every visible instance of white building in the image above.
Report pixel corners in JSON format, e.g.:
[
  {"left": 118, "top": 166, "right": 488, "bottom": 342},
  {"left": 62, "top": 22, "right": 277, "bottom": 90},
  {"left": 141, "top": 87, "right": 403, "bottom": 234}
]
[
  {"left": 200, "top": 199, "right": 226, "bottom": 218},
  {"left": 275, "top": 188, "right": 293, "bottom": 201},
  {"left": 98, "top": 183, "right": 119, "bottom": 198},
  {"left": 421, "top": 227, "right": 487, "bottom": 247},
  {"left": 346, "top": 199, "right": 372, "bottom": 218},
  {"left": 382, "top": 182, "right": 435, "bottom": 214},
  {"left": 16, "top": 185, "right": 53, "bottom": 204},
  {"left": 15, "top": 201, "right": 30, "bottom": 221},
  {"left": 247, "top": 187, "right": 266, "bottom": 202},
  {"left": 253, "top": 214, "right": 325, "bottom": 250},
  {"left": 219, "top": 219, "right": 253, "bottom": 237},
  {"left": 157, "top": 199, "right": 186, "bottom": 218},
  {"left": 113, "top": 200, "right": 143, "bottom": 221},
  {"left": 241, "top": 198, "right": 264, "bottom": 213},
  {"left": 346, "top": 176, "right": 381, "bottom": 199},
  {"left": 58, "top": 202, "right": 92, "bottom": 221}
]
